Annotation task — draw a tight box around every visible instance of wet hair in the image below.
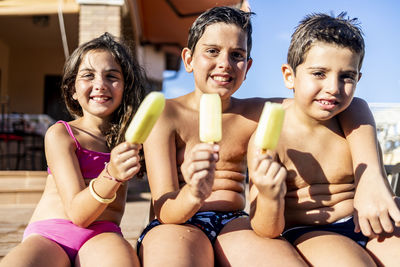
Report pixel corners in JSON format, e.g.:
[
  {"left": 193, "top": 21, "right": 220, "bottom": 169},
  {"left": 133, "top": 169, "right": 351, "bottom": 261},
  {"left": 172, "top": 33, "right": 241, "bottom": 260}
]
[
  {"left": 61, "top": 32, "right": 146, "bottom": 149},
  {"left": 287, "top": 12, "right": 365, "bottom": 73},
  {"left": 187, "top": 6, "right": 254, "bottom": 59}
]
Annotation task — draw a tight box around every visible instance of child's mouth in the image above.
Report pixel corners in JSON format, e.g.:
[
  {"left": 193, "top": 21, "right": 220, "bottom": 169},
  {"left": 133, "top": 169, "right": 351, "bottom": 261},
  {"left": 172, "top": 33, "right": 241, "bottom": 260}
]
[
  {"left": 91, "top": 96, "right": 110, "bottom": 103},
  {"left": 317, "top": 99, "right": 338, "bottom": 109},
  {"left": 212, "top": 75, "right": 232, "bottom": 83}
]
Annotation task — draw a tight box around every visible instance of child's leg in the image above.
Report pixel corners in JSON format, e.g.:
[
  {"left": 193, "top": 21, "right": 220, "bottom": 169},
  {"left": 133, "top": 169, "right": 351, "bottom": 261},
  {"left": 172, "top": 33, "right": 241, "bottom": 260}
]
[
  {"left": 76, "top": 232, "right": 139, "bottom": 267},
  {"left": 366, "top": 198, "right": 400, "bottom": 266},
  {"left": 367, "top": 197, "right": 400, "bottom": 266},
  {"left": 366, "top": 228, "right": 400, "bottom": 266},
  {"left": 295, "top": 231, "right": 376, "bottom": 266},
  {"left": 0, "top": 235, "right": 70, "bottom": 267},
  {"left": 139, "top": 224, "right": 214, "bottom": 267},
  {"left": 215, "top": 217, "right": 307, "bottom": 267}
]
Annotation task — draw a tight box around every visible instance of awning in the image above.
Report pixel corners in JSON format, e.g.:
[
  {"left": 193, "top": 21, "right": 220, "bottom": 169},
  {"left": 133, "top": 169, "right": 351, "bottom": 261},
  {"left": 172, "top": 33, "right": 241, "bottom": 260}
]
[
  {"left": 0, "top": 0, "right": 79, "bottom": 15},
  {"left": 133, "top": 0, "right": 246, "bottom": 56}
]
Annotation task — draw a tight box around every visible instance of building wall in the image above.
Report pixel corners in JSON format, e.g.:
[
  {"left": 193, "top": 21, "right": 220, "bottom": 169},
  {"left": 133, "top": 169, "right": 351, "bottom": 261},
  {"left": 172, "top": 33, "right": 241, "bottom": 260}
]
[
  {"left": 8, "top": 46, "right": 65, "bottom": 114},
  {"left": 137, "top": 45, "right": 165, "bottom": 84},
  {"left": 1, "top": 1, "right": 166, "bottom": 115},
  {"left": 79, "top": 4, "right": 121, "bottom": 44},
  {"left": 0, "top": 40, "right": 10, "bottom": 101}
]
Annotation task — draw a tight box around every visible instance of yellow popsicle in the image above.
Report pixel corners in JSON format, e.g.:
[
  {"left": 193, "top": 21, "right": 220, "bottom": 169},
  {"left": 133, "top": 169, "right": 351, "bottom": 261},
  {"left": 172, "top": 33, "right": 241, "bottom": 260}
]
[
  {"left": 199, "top": 94, "right": 222, "bottom": 143},
  {"left": 254, "top": 102, "right": 285, "bottom": 150},
  {"left": 125, "top": 91, "right": 165, "bottom": 144}
]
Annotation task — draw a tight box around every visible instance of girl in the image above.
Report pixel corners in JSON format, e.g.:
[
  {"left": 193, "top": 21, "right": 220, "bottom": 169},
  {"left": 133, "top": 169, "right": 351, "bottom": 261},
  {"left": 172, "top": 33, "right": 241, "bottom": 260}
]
[{"left": 0, "top": 33, "right": 146, "bottom": 267}]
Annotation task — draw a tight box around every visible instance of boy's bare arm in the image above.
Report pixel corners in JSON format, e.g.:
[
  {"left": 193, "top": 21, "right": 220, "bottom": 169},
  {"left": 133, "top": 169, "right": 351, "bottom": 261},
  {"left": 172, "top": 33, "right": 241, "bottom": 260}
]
[
  {"left": 339, "top": 97, "right": 383, "bottom": 183},
  {"left": 248, "top": 133, "right": 286, "bottom": 238},
  {"left": 143, "top": 102, "right": 217, "bottom": 223},
  {"left": 339, "top": 97, "right": 400, "bottom": 235}
]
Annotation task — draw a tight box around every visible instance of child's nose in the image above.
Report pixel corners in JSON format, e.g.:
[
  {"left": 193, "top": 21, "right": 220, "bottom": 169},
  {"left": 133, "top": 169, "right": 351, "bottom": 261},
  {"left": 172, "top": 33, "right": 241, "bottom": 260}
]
[
  {"left": 93, "top": 77, "right": 106, "bottom": 90},
  {"left": 217, "top": 53, "right": 231, "bottom": 70},
  {"left": 325, "top": 77, "right": 341, "bottom": 95}
]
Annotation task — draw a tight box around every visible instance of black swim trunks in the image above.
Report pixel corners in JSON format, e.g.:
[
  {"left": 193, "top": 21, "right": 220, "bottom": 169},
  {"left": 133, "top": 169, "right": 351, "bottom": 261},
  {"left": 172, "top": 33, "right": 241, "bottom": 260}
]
[
  {"left": 137, "top": 210, "right": 248, "bottom": 253},
  {"left": 282, "top": 216, "right": 369, "bottom": 247}
]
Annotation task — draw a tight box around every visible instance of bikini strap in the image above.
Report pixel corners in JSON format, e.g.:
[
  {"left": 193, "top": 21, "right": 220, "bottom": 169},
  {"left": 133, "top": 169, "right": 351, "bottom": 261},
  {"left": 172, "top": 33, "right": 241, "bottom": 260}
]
[{"left": 56, "top": 120, "right": 81, "bottom": 149}]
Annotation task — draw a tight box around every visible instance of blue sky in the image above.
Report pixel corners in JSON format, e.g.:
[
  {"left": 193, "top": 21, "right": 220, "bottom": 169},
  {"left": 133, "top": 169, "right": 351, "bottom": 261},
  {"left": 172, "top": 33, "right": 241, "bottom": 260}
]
[{"left": 162, "top": 0, "right": 400, "bottom": 104}]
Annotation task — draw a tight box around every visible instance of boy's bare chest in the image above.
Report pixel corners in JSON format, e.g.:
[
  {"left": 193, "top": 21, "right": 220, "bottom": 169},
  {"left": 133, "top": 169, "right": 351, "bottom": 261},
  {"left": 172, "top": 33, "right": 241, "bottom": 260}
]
[
  {"left": 176, "top": 112, "right": 258, "bottom": 167},
  {"left": 279, "top": 126, "right": 354, "bottom": 189}
]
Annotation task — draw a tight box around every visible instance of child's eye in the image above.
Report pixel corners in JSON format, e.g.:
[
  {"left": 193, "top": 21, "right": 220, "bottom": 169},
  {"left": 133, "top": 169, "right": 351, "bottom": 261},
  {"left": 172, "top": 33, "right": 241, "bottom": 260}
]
[
  {"left": 231, "top": 51, "right": 245, "bottom": 61},
  {"left": 105, "top": 71, "right": 123, "bottom": 81},
  {"left": 206, "top": 49, "right": 218, "bottom": 55},
  {"left": 107, "top": 74, "right": 118, "bottom": 80},
  {"left": 341, "top": 74, "right": 356, "bottom": 83},
  {"left": 312, "top": 72, "right": 325, "bottom": 78},
  {"left": 80, "top": 73, "right": 94, "bottom": 79}
]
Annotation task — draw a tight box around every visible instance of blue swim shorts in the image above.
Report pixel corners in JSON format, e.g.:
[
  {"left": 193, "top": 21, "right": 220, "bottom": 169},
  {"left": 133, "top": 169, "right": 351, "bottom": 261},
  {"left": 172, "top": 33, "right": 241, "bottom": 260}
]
[
  {"left": 137, "top": 210, "right": 248, "bottom": 252},
  {"left": 282, "top": 216, "right": 369, "bottom": 247}
]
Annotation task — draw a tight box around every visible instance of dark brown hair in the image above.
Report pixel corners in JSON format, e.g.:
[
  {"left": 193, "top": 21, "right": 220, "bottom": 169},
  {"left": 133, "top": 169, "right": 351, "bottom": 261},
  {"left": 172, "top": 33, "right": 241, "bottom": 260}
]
[
  {"left": 61, "top": 32, "right": 147, "bottom": 149},
  {"left": 187, "top": 6, "right": 254, "bottom": 59},
  {"left": 287, "top": 12, "right": 365, "bottom": 73}
]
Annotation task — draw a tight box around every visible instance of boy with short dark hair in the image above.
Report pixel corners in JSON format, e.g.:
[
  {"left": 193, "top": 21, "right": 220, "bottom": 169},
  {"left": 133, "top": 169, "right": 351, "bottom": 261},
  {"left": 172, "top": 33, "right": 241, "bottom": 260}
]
[
  {"left": 249, "top": 12, "right": 400, "bottom": 266},
  {"left": 138, "top": 6, "right": 307, "bottom": 267}
]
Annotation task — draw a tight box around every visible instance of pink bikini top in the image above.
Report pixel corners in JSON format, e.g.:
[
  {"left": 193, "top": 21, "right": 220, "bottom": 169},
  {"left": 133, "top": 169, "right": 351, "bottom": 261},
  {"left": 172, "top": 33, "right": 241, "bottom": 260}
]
[{"left": 47, "top": 121, "right": 110, "bottom": 179}]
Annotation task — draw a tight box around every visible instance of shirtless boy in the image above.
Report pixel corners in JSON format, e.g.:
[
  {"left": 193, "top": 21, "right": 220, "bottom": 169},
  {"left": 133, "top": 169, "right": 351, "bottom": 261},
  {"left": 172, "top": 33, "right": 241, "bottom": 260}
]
[
  {"left": 137, "top": 6, "right": 306, "bottom": 267},
  {"left": 248, "top": 12, "right": 400, "bottom": 266}
]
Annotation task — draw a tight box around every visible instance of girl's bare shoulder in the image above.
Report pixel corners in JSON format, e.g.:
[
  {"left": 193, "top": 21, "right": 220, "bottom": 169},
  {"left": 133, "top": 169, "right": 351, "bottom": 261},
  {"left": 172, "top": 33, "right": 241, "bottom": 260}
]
[{"left": 45, "top": 121, "right": 76, "bottom": 151}]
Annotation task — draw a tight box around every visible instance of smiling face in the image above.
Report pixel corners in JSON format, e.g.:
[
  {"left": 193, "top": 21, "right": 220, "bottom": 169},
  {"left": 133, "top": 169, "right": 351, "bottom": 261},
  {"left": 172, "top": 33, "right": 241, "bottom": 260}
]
[
  {"left": 282, "top": 42, "right": 362, "bottom": 122},
  {"left": 182, "top": 22, "right": 252, "bottom": 100},
  {"left": 73, "top": 49, "right": 124, "bottom": 120}
]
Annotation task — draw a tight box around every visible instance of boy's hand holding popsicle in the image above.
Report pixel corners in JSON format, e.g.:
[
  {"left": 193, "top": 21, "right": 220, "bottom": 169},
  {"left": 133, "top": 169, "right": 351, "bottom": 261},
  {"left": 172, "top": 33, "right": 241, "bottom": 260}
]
[
  {"left": 181, "top": 94, "right": 221, "bottom": 203},
  {"left": 251, "top": 102, "right": 287, "bottom": 199}
]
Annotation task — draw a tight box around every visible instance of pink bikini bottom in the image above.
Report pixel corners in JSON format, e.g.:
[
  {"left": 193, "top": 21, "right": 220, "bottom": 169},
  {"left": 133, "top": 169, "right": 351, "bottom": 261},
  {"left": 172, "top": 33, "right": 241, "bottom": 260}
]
[{"left": 23, "top": 219, "right": 122, "bottom": 263}]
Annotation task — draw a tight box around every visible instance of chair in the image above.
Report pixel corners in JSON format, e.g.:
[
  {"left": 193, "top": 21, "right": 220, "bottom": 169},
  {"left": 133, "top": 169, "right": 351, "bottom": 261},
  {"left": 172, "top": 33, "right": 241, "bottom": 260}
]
[
  {"left": 0, "top": 100, "right": 25, "bottom": 170},
  {"left": 23, "top": 132, "right": 46, "bottom": 170},
  {"left": 385, "top": 163, "right": 400, "bottom": 196}
]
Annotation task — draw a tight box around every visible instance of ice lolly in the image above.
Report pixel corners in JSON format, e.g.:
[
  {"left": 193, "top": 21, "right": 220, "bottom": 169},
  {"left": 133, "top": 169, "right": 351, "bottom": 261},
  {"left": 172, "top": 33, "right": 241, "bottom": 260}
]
[
  {"left": 254, "top": 102, "right": 285, "bottom": 151},
  {"left": 125, "top": 91, "right": 165, "bottom": 144},
  {"left": 199, "top": 93, "right": 222, "bottom": 143}
]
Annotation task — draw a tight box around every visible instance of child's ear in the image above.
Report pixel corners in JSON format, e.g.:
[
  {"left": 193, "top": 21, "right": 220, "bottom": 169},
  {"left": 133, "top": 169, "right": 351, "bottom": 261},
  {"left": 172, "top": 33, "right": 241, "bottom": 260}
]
[
  {"left": 182, "top": 47, "right": 194, "bottom": 73},
  {"left": 244, "top": 57, "right": 253, "bottom": 80},
  {"left": 72, "top": 92, "right": 78, "bottom": 100},
  {"left": 281, "top": 64, "right": 295, "bottom": 90}
]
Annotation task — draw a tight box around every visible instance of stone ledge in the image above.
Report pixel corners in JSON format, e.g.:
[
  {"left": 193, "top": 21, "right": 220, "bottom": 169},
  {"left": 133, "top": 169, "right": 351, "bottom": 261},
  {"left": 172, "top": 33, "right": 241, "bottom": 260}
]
[{"left": 0, "top": 171, "right": 47, "bottom": 178}]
